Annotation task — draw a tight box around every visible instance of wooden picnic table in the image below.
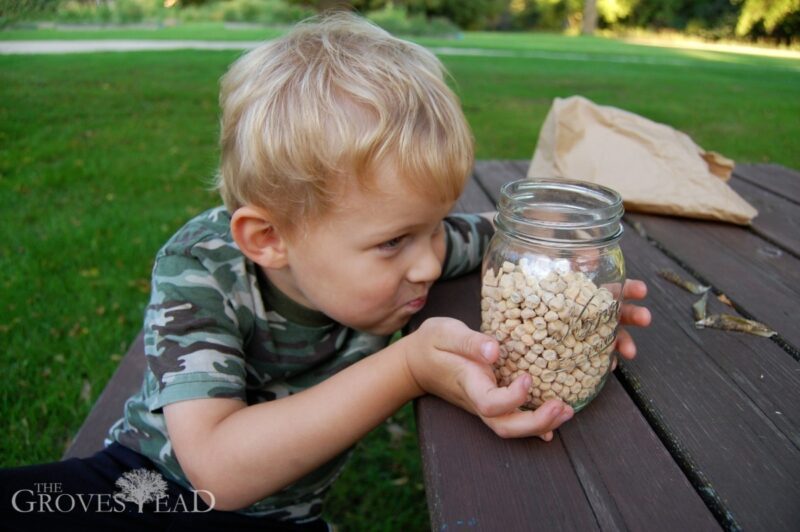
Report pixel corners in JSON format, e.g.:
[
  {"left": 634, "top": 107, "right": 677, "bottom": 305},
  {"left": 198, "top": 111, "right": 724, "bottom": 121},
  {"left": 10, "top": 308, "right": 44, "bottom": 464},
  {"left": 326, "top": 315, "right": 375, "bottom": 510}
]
[
  {"left": 64, "top": 160, "right": 800, "bottom": 531},
  {"left": 408, "top": 160, "right": 800, "bottom": 532}
]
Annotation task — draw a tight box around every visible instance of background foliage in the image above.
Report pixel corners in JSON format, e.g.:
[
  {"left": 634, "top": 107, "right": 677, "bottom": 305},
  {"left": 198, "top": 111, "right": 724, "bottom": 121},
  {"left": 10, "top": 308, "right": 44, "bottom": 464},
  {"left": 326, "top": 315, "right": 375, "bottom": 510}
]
[{"left": 2, "top": 0, "right": 799, "bottom": 44}]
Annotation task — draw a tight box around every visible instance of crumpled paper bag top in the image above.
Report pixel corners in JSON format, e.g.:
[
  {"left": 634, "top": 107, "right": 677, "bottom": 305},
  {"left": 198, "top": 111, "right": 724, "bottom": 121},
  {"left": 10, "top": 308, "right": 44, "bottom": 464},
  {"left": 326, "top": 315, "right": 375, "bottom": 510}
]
[{"left": 528, "top": 96, "right": 757, "bottom": 225}]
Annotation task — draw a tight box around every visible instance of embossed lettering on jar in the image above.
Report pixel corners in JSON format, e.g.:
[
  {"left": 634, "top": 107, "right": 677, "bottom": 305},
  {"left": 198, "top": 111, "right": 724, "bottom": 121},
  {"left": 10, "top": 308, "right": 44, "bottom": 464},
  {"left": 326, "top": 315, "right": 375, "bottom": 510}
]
[{"left": 481, "top": 178, "right": 625, "bottom": 413}]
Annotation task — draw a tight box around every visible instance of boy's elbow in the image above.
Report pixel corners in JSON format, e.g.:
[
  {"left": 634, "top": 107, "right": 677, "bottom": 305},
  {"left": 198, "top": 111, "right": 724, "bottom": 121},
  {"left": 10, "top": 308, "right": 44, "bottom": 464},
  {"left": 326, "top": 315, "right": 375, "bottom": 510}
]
[
  {"left": 197, "top": 486, "right": 243, "bottom": 512},
  {"left": 188, "top": 459, "right": 284, "bottom": 512},
  {"left": 175, "top": 436, "right": 281, "bottom": 512},
  {"left": 164, "top": 398, "right": 252, "bottom": 511},
  {"left": 189, "top": 470, "right": 252, "bottom": 512},
  {"left": 193, "top": 483, "right": 221, "bottom": 510}
]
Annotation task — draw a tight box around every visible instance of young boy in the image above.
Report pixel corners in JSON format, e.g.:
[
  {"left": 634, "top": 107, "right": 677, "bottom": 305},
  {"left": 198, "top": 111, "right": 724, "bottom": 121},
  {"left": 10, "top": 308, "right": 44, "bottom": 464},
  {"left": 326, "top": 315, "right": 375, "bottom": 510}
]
[{"left": 1, "top": 12, "right": 650, "bottom": 531}]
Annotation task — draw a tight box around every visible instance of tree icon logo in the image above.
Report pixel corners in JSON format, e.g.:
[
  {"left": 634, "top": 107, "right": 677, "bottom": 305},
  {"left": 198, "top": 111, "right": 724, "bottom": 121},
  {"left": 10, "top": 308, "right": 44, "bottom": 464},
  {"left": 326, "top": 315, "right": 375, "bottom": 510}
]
[{"left": 115, "top": 468, "right": 169, "bottom": 513}]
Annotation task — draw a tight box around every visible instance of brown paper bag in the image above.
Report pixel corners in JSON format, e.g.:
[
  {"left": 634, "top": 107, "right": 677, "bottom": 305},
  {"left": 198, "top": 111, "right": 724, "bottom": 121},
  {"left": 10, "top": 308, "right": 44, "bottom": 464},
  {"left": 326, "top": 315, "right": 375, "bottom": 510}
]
[{"left": 528, "top": 96, "right": 757, "bottom": 224}]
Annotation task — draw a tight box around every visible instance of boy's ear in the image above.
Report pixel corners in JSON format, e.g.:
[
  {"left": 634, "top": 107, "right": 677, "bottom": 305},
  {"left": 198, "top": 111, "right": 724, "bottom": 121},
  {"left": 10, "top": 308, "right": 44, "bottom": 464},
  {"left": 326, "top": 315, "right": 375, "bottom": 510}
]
[{"left": 230, "top": 206, "right": 289, "bottom": 269}]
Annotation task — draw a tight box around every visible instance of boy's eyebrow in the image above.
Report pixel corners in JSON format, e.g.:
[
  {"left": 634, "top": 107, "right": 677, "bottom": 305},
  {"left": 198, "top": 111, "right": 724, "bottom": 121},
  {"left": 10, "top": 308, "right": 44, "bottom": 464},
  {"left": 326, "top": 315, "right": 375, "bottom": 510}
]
[{"left": 363, "top": 219, "right": 442, "bottom": 242}]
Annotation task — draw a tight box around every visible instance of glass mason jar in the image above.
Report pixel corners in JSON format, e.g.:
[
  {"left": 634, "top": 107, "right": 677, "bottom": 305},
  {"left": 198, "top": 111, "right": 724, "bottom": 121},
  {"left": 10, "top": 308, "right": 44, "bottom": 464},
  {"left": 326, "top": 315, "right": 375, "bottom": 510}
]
[{"left": 480, "top": 178, "right": 625, "bottom": 413}]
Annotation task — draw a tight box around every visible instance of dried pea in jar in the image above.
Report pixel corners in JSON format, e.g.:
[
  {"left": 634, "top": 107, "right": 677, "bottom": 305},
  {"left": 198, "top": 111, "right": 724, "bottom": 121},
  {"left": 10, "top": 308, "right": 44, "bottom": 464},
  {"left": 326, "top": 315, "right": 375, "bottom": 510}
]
[{"left": 481, "top": 178, "right": 625, "bottom": 413}]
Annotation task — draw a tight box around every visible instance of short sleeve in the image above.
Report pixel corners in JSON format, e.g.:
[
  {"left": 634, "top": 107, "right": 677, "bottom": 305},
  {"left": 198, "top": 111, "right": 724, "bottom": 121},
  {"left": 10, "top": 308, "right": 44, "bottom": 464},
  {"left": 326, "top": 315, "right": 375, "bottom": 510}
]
[
  {"left": 440, "top": 214, "right": 495, "bottom": 280},
  {"left": 144, "top": 253, "right": 247, "bottom": 411}
]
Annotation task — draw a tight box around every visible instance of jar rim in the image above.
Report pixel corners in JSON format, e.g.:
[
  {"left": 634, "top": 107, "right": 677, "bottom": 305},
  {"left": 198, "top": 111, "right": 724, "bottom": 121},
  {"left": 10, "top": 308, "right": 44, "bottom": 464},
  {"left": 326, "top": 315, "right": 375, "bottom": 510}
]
[{"left": 495, "top": 178, "right": 624, "bottom": 246}]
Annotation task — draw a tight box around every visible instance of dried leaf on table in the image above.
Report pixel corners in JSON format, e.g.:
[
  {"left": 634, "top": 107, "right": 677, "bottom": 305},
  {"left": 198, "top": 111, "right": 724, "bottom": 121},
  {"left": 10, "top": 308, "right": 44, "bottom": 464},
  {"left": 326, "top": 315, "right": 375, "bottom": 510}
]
[
  {"left": 658, "top": 270, "right": 710, "bottom": 295},
  {"left": 695, "top": 314, "right": 776, "bottom": 338},
  {"left": 692, "top": 292, "right": 709, "bottom": 321},
  {"left": 717, "top": 293, "right": 734, "bottom": 307}
]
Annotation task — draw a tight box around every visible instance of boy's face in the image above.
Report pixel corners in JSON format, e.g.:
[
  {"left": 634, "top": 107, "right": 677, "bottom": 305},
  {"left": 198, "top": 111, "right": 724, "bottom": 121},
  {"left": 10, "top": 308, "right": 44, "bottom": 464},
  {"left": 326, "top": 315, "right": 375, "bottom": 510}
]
[{"left": 273, "top": 164, "right": 455, "bottom": 335}]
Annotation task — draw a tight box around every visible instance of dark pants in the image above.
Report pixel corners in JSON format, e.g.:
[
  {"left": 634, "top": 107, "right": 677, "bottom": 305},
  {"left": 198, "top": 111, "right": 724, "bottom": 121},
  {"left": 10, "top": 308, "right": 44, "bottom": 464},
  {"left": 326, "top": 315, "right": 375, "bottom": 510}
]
[{"left": 0, "top": 443, "right": 331, "bottom": 532}]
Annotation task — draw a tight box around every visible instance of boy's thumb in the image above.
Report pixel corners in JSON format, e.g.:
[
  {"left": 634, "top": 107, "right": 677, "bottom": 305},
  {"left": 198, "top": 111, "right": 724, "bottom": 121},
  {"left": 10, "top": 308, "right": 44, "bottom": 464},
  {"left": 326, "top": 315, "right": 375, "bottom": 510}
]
[
  {"left": 454, "top": 323, "right": 498, "bottom": 364},
  {"left": 479, "top": 339, "right": 498, "bottom": 363},
  {"left": 423, "top": 317, "right": 498, "bottom": 364}
]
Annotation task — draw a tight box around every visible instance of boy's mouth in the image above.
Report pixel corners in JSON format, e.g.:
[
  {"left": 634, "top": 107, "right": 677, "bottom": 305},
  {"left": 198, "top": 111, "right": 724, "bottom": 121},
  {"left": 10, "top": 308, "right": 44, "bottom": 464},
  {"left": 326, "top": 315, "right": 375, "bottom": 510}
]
[{"left": 404, "top": 296, "right": 427, "bottom": 312}]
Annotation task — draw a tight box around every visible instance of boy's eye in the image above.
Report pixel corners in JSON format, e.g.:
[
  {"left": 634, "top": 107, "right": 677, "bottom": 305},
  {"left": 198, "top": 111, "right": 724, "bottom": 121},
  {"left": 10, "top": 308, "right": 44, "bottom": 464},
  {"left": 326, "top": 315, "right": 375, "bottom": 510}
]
[{"left": 378, "top": 236, "right": 405, "bottom": 251}]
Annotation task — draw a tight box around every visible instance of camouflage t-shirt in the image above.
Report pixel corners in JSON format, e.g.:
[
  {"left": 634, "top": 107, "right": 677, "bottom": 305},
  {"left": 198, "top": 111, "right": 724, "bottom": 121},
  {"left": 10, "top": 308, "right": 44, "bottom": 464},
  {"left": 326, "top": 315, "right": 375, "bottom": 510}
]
[{"left": 107, "top": 206, "right": 494, "bottom": 522}]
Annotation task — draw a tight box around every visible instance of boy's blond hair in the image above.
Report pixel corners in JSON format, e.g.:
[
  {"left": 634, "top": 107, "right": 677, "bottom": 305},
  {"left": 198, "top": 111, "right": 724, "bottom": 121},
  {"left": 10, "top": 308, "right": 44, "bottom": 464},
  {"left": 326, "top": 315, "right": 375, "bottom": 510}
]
[{"left": 216, "top": 12, "right": 473, "bottom": 236}]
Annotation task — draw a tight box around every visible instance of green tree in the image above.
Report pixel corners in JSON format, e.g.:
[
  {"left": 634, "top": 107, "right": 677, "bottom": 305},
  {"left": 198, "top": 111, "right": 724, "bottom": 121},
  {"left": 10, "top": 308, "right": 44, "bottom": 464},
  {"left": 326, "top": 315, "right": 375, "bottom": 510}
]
[
  {"left": 0, "top": 0, "right": 58, "bottom": 27},
  {"left": 736, "top": 0, "right": 800, "bottom": 35},
  {"left": 520, "top": 0, "right": 581, "bottom": 31},
  {"left": 426, "top": 0, "right": 506, "bottom": 29},
  {"left": 288, "top": 0, "right": 506, "bottom": 29},
  {"left": 619, "top": 0, "right": 740, "bottom": 36},
  {"left": 597, "top": 0, "right": 637, "bottom": 25},
  {"left": 286, "top": 0, "right": 358, "bottom": 11}
]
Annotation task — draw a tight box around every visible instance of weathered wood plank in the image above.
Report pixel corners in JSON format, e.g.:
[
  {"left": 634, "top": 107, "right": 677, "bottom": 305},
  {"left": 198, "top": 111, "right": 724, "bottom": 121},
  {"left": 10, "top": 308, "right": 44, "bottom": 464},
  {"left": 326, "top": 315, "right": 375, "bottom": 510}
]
[
  {"left": 414, "top": 273, "right": 600, "bottom": 531},
  {"left": 625, "top": 234, "right": 800, "bottom": 447},
  {"left": 412, "top": 268, "right": 718, "bottom": 532},
  {"left": 417, "top": 162, "right": 718, "bottom": 531},
  {"left": 452, "top": 169, "right": 494, "bottom": 212},
  {"left": 62, "top": 332, "right": 146, "bottom": 459},
  {"left": 557, "top": 376, "right": 720, "bottom": 532},
  {"left": 471, "top": 159, "right": 530, "bottom": 191},
  {"left": 452, "top": 171, "right": 495, "bottom": 213},
  {"left": 627, "top": 212, "right": 800, "bottom": 351},
  {"left": 729, "top": 176, "right": 800, "bottom": 257},
  {"left": 734, "top": 163, "right": 800, "bottom": 205},
  {"left": 415, "top": 395, "right": 601, "bottom": 532},
  {"left": 473, "top": 160, "right": 800, "bottom": 530},
  {"left": 618, "top": 231, "right": 800, "bottom": 531}
]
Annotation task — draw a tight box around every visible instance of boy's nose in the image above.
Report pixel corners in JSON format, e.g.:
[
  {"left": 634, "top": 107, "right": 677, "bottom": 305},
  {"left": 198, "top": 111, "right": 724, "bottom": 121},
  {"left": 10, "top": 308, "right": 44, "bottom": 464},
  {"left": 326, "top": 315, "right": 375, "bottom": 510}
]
[{"left": 407, "top": 241, "right": 442, "bottom": 284}]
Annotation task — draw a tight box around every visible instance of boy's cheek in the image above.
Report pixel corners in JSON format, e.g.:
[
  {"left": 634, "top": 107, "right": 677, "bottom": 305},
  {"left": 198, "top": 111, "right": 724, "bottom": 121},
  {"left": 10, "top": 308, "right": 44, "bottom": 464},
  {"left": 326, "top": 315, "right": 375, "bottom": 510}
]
[{"left": 434, "top": 228, "right": 447, "bottom": 265}]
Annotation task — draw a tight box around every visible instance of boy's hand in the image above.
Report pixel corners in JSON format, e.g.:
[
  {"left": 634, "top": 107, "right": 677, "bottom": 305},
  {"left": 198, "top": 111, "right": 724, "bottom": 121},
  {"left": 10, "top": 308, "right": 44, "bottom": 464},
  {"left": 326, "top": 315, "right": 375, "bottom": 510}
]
[
  {"left": 615, "top": 279, "right": 652, "bottom": 365},
  {"left": 403, "top": 280, "right": 651, "bottom": 440},
  {"left": 404, "top": 318, "right": 574, "bottom": 441}
]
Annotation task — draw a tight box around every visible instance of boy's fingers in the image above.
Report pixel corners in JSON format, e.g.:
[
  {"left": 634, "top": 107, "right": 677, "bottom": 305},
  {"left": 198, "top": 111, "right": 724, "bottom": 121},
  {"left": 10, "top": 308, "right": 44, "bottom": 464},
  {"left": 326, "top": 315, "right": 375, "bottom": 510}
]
[
  {"left": 615, "top": 328, "right": 636, "bottom": 360},
  {"left": 619, "top": 304, "right": 651, "bottom": 327},
  {"left": 482, "top": 399, "right": 573, "bottom": 439},
  {"left": 622, "top": 279, "right": 647, "bottom": 300},
  {"left": 464, "top": 372, "right": 530, "bottom": 418}
]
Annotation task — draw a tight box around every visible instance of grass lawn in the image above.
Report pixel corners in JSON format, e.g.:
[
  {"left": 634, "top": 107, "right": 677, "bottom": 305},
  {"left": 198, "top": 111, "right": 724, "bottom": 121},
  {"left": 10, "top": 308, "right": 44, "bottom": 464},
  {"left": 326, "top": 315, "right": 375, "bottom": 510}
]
[{"left": 1, "top": 28, "right": 799, "bottom": 530}]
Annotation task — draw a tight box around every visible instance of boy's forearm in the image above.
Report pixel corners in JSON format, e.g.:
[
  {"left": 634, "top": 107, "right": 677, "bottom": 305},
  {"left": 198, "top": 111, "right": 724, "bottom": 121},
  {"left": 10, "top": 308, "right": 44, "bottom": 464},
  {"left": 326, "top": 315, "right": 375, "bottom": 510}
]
[{"left": 197, "top": 337, "right": 423, "bottom": 510}]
